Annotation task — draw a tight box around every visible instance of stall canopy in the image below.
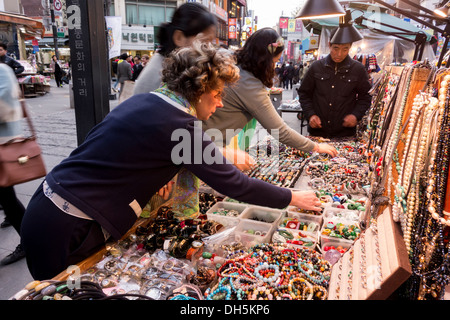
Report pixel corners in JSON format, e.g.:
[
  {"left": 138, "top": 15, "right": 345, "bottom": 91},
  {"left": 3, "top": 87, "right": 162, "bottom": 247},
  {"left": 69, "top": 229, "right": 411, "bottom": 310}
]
[
  {"left": 0, "top": 11, "right": 44, "bottom": 39},
  {"left": 304, "top": 2, "right": 436, "bottom": 68}
]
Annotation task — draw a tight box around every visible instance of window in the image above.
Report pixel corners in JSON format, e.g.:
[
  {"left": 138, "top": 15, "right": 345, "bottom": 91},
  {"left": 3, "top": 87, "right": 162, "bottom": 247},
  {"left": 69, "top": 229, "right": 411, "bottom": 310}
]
[
  {"left": 126, "top": 4, "right": 138, "bottom": 24},
  {"left": 125, "top": 0, "right": 177, "bottom": 26}
]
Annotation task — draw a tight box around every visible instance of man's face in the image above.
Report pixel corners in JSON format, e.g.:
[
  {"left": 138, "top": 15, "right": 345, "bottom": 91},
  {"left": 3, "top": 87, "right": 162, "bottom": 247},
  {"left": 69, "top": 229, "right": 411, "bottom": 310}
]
[
  {"left": 0, "top": 47, "right": 6, "bottom": 57},
  {"left": 329, "top": 43, "right": 352, "bottom": 63}
]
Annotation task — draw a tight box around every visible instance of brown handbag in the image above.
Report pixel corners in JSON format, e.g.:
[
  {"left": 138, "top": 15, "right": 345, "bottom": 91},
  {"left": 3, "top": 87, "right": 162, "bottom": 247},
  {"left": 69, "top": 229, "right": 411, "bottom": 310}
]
[{"left": 0, "top": 100, "right": 46, "bottom": 187}]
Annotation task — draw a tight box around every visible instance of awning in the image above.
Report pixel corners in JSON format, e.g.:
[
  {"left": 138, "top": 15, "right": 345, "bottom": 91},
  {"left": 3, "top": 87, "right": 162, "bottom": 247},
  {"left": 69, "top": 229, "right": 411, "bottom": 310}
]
[
  {"left": 305, "top": 2, "right": 433, "bottom": 42},
  {"left": 0, "top": 11, "right": 44, "bottom": 38},
  {"left": 25, "top": 37, "right": 69, "bottom": 46}
]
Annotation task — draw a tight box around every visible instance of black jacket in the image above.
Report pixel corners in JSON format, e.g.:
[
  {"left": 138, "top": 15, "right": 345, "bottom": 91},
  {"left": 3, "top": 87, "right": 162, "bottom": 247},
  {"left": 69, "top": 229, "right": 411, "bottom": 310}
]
[
  {"left": 0, "top": 55, "right": 24, "bottom": 75},
  {"left": 297, "top": 54, "right": 372, "bottom": 138}
]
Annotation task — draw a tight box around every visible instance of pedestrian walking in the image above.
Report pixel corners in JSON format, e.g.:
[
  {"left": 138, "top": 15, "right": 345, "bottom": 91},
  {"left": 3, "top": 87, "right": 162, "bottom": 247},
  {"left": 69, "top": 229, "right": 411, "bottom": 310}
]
[
  {"left": 116, "top": 53, "right": 132, "bottom": 97},
  {"left": 0, "top": 63, "right": 26, "bottom": 265},
  {"left": 50, "top": 55, "right": 64, "bottom": 88},
  {"left": 0, "top": 43, "right": 24, "bottom": 75}
]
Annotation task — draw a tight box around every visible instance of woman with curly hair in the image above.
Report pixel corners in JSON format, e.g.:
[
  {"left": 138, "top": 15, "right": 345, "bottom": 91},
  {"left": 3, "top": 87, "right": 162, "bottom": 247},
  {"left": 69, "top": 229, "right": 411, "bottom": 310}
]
[
  {"left": 20, "top": 41, "right": 323, "bottom": 280},
  {"left": 203, "top": 28, "right": 337, "bottom": 157}
]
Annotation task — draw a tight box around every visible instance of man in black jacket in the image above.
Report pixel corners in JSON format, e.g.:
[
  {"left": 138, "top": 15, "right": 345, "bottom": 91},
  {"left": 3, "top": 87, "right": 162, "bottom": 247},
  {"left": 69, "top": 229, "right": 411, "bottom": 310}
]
[
  {"left": 0, "top": 43, "right": 24, "bottom": 75},
  {"left": 297, "top": 40, "right": 371, "bottom": 138}
]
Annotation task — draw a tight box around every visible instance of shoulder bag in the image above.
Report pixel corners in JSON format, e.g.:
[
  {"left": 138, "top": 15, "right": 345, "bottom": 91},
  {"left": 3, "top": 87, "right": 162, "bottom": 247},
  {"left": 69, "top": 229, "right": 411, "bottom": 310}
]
[{"left": 0, "top": 100, "right": 47, "bottom": 187}]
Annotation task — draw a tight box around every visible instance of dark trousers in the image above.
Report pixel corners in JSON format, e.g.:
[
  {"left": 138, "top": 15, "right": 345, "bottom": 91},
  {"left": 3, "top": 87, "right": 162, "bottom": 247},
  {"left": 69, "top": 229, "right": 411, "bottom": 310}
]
[
  {"left": 284, "top": 78, "right": 293, "bottom": 90},
  {"left": 55, "top": 72, "right": 63, "bottom": 87},
  {"left": 20, "top": 184, "right": 105, "bottom": 280},
  {"left": 0, "top": 186, "right": 25, "bottom": 234}
]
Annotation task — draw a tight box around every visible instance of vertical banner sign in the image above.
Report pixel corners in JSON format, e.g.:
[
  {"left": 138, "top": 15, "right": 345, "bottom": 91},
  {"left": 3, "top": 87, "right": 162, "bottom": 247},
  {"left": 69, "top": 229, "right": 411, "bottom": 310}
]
[
  {"left": 66, "top": 0, "right": 93, "bottom": 114},
  {"left": 228, "top": 18, "right": 237, "bottom": 39},
  {"left": 66, "top": 0, "right": 110, "bottom": 145},
  {"left": 105, "top": 16, "right": 122, "bottom": 59},
  {"left": 279, "top": 17, "right": 288, "bottom": 29},
  {"left": 295, "top": 19, "right": 303, "bottom": 33},
  {"left": 287, "top": 41, "right": 292, "bottom": 60},
  {"left": 288, "top": 19, "right": 295, "bottom": 33}
]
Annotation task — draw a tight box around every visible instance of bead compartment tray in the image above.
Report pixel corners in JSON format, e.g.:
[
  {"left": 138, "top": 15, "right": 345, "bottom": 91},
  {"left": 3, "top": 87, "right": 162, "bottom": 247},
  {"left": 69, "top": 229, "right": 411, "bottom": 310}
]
[
  {"left": 233, "top": 219, "right": 274, "bottom": 246},
  {"left": 279, "top": 213, "right": 321, "bottom": 233},
  {"left": 272, "top": 227, "right": 319, "bottom": 250},
  {"left": 206, "top": 202, "right": 247, "bottom": 228},
  {"left": 287, "top": 206, "right": 323, "bottom": 224},
  {"left": 239, "top": 207, "right": 285, "bottom": 226},
  {"left": 322, "top": 207, "right": 361, "bottom": 223},
  {"left": 320, "top": 217, "right": 361, "bottom": 245}
]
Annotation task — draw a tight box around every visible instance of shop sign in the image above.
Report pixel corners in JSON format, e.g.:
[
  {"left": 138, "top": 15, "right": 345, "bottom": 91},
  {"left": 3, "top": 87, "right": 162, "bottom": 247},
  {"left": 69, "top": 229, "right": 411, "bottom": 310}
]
[
  {"left": 121, "top": 26, "right": 155, "bottom": 51},
  {"left": 279, "top": 17, "right": 288, "bottom": 29},
  {"left": 309, "top": 35, "right": 319, "bottom": 49},
  {"left": 288, "top": 19, "right": 296, "bottom": 33},
  {"left": 209, "top": 2, "right": 227, "bottom": 22},
  {"left": 228, "top": 18, "right": 237, "bottom": 39},
  {"left": 57, "top": 26, "right": 65, "bottom": 38},
  {"left": 295, "top": 19, "right": 303, "bottom": 32}
]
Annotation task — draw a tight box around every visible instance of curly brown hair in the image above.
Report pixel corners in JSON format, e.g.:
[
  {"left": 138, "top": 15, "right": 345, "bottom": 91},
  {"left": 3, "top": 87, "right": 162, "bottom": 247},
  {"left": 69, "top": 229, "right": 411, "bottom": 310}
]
[
  {"left": 236, "top": 28, "right": 284, "bottom": 88},
  {"left": 162, "top": 41, "right": 240, "bottom": 105}
]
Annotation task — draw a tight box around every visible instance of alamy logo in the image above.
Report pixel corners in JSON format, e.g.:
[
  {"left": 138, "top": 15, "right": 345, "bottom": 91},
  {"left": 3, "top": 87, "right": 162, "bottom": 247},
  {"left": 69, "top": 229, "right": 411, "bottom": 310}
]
[{"left": 171, "top": 120, "right": 280, "bottom": 170}]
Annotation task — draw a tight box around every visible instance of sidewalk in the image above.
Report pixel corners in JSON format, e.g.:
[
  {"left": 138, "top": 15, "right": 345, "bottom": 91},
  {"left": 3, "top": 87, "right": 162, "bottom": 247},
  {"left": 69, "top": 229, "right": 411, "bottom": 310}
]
[{"left": 0, "top": 83, "right": 299, "bottom": 299}]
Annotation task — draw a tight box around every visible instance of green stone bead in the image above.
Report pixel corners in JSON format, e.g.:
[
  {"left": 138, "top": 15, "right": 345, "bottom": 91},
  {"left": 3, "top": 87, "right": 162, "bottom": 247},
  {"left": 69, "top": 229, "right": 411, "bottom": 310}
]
[{"left": 202, "top": 252, "right": 213, "bottom": 259}]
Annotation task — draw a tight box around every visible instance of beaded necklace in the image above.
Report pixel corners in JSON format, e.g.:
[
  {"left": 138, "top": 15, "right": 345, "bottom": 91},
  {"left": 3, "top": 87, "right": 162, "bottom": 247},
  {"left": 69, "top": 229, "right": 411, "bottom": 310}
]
[{"left": 212, "top": 243, "right": 331, "bottom": 300}]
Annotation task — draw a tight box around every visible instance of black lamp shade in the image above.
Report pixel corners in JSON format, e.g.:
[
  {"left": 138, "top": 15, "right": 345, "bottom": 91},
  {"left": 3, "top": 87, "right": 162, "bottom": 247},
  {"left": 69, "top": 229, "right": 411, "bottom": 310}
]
[
  {"left": 296, "top": 0, "right": 346, "bottom": 20},
  {"left": 331, "top": 25, "right": 364, "bottom": 44}
]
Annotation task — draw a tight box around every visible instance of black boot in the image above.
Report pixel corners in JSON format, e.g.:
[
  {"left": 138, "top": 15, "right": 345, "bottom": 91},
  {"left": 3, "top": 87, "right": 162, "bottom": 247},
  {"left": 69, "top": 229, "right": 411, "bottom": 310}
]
[{"left": 1, "top": 244, "right": 26, "bottom": 265}]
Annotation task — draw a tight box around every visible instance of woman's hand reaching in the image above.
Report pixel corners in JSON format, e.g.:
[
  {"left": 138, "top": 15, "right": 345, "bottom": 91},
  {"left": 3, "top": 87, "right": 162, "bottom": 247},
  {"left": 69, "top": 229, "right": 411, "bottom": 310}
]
[{"left": 289, "top": 190, "right": 322, "bottom": 212}]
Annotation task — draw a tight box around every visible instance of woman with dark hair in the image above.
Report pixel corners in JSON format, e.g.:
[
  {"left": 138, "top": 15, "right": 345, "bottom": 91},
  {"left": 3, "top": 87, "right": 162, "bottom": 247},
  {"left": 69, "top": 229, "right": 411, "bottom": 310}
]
[
  {"left": 20, "top": 41, "right": 322, "bottom": 280},
  {"left": 133, "top": 2, "right": 217, "bottom": 95},
  {"left": 203, "top": 28, "right": 338, "bottom": 157},
  {"left": 132, "top": 3, "right": 253, "bottom": 217}
]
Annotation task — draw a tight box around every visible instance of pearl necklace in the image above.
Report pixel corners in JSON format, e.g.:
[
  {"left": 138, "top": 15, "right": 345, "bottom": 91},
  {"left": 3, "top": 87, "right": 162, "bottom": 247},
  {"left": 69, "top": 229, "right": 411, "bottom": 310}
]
[{"left": 385, "top": 66, "right": 414, "bottom": 203}]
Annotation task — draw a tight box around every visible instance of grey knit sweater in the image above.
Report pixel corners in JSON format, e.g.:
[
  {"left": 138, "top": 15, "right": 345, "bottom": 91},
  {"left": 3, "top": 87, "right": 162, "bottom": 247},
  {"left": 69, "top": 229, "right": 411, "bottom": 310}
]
[{"left": 202, "top": 66, "right": 316, "bottom": 152}]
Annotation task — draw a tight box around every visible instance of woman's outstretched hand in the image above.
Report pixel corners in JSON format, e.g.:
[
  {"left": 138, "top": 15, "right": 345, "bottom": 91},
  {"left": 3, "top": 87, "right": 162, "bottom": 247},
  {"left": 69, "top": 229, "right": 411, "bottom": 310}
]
[{"left": 289, "top": 190, "right": 322, "bottom": 212}]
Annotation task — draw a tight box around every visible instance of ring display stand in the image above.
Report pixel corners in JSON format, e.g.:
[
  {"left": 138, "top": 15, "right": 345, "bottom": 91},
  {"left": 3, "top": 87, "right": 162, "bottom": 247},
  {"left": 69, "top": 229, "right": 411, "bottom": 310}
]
[{"left": 328, "top": 207, "right": 412, "bottom": 300}]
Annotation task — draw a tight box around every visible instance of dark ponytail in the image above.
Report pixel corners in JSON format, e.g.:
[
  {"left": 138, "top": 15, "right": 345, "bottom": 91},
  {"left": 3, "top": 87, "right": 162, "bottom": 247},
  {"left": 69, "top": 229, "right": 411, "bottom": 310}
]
[{"left": 157, "top": 3, "right": 217, "bottom": 57}]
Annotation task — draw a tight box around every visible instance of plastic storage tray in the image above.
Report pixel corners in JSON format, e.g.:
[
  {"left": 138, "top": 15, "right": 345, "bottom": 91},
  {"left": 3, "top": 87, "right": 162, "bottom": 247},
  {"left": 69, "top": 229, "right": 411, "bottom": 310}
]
[
  {"left": 287, "top": 206, "right": 323, "bottom": 224},
  {"left": 320, "top": 217, "right": 361, "bottom": 246},
  {"left": 206, "top": 202, "right": 247, "bottom": 228},
  {"left": 234, "top": 219, "right": 274, "bottom": 247},
  {"left": 279, "top": 213, "right": 321, "bottom": 233},
  {"left": 240, "top": 206, "right": 284, "bottom": 226},
  {"left": 322, "top": 207, "right": 361, "bottom": 222},
  {"left": 273, "top": 227, "right": 318, "bottom": 250},
  {"left": 320, "top": 237, "right": 353, "bottom": 254}
]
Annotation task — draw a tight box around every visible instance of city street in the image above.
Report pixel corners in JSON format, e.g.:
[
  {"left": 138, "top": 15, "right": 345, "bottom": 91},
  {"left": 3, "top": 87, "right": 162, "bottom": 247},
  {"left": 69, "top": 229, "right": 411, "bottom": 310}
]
[{"left": 0, "top": 79, "right": 301, "bottom": 299}]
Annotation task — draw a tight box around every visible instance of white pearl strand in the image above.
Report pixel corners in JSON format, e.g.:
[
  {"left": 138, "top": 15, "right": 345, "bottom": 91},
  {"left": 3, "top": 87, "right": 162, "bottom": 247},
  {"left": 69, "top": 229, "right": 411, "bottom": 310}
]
[
  {"left": 404, "top": 94, "right": 438, "bottom": 251},
  {"left": 395, "top": 93, "right": 423, "bottom": 239},
  {"left": 392, "top": 91, "right": 421, "bottom": 224},
  {"left": 402, "top": 95, "right": 422, "bottom": 237},
  {"left": 386, "top": 70, "right": 412, "bottom": 204}
]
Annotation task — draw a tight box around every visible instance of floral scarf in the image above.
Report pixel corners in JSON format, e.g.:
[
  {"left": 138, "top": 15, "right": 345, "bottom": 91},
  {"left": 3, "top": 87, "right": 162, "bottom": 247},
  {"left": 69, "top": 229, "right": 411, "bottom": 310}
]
[{"left": 153, "top": 84, "right": 200, "bottom": 219}]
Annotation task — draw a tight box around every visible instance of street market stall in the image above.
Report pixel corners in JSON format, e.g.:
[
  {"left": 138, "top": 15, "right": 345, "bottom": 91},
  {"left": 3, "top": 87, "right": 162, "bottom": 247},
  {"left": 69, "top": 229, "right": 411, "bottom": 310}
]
[{"left": 9, "top": 59, "right": 450, "bottom": 301}]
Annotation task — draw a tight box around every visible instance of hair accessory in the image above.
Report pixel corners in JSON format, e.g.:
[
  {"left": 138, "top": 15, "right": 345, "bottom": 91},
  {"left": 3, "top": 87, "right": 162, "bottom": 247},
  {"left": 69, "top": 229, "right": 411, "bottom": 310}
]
[{"left": 267, "top": 37, "right": 284, "bottom": 54}]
